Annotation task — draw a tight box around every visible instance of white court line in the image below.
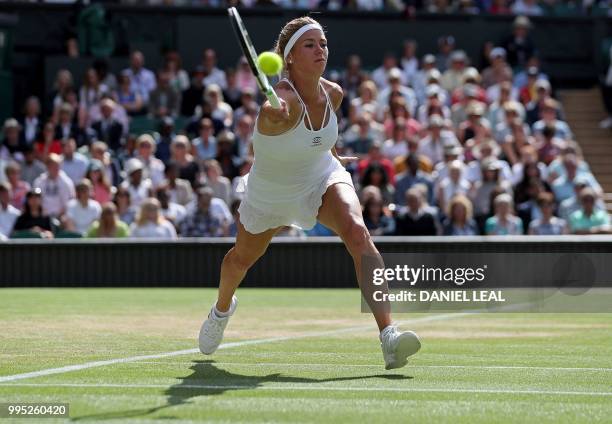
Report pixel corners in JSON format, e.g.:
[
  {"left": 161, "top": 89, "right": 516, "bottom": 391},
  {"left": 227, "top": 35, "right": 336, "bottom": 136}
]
[
  {"left": 0, "top": 312, "right": 470, "bottom": 384},
  {"left": 2, "top": 382, "right": 611, "bottom": 397},
  {"left": 128, "top": 362, "right": 612, "bottom": 372}
]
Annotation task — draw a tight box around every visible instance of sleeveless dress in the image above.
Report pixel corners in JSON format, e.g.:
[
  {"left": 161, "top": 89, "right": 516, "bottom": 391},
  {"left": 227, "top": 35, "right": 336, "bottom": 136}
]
[{"left": 237, "top": 79, "right": 354, "bottom": 234}]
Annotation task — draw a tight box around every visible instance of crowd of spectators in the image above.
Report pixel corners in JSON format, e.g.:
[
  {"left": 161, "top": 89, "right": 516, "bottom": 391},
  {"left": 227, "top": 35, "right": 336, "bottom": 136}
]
[{"left": 0, "top": 15, "right": 610, "bottom": 240}]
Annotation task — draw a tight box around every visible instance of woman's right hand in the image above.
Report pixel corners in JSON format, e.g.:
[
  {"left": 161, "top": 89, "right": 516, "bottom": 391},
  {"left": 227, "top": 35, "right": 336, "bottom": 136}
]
[{"left": 263, "top": 98, "right": 290, "bottom": 123}]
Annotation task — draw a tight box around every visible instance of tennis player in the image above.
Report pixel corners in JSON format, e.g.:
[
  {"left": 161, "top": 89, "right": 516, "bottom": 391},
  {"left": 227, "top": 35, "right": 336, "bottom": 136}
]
[{"left": 199, "top": 17, "right": 421, "bottom": 369}]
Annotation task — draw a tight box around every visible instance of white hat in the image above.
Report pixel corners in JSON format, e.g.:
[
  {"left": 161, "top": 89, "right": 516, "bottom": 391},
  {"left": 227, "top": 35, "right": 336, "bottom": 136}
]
[{"left": 125, "top": 158, "right": 144, "bottom": 175}]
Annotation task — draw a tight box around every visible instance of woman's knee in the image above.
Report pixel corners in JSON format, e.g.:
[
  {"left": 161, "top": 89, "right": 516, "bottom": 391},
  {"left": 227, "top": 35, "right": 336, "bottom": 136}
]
[
  {"left": 224, "top": 245, "right": 265, "bottom": 271},
  {"left": 339, "top": 219, "right": 373, "bottom": 256}
]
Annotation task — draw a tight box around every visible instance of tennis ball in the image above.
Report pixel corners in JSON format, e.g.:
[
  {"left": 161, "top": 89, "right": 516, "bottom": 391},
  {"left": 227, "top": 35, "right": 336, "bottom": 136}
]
[{"left": 257, "top": 52, "right": 283, "bottom": 76}]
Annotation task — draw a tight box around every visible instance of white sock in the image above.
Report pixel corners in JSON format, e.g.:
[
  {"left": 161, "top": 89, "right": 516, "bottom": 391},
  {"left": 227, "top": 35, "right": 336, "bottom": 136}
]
[{"left": 213, "top": 302, "right": 231, "bottom": 318}]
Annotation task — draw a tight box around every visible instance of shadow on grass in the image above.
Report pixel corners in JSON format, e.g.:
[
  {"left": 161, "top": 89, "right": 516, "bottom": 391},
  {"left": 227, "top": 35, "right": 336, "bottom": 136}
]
[{"left": 71, "top": 359, "right": 412, "bottom": 421}]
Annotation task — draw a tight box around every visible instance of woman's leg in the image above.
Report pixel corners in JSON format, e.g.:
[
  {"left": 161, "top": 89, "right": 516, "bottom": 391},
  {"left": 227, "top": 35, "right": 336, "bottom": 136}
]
[
  {"left": 216, "top": 218, "right": 280, "bottom": 312},
  {"left": 316, "top": 183, "right": 392, "bottom": 332}
]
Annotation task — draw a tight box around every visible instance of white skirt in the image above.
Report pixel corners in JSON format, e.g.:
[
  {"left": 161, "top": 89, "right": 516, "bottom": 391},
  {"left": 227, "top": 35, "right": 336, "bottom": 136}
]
[{"left": 237, "top": 158, "right": 354, "bottom": 234}]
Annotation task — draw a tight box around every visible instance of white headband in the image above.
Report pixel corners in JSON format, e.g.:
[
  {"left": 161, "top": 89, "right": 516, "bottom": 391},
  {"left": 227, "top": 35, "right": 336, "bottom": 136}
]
[{"left": 283, "top": 23, "right": 324, "bottom": 60}]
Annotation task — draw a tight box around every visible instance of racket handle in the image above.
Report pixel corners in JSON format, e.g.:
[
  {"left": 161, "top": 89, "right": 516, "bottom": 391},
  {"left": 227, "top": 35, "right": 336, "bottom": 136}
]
[{"left": 265, "top": 88, "right": 281, "bottom": 109}]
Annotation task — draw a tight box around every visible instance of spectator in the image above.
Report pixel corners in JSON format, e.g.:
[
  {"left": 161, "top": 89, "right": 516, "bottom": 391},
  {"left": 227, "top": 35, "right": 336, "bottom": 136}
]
[
  {"left": 20, "top": 145, "right": 46, "bottom": 187},
  {"left": 180, "top": 187, "right": 226, "bottom": 237},
  {"left": 489, "top": 0, "right": 511, "bottom": 14},
  {"left": 201, "top": 48, "right": 227, "bottom": 90},
  {"left": 223, "top": 67, "right": 243, "bottom": 110},
  {"left": 93, "top": 58, "right": 117, "bottom": 93},
  {"left": 78, "top": 67, "right": 109, "bottom": 128},
  {"left": 49, "top": 69, "right": 74, "bottom": 117},
  {"left": 233, "top": 88, "right": 258, "bottom": 126},
  {"left": 164, "top": 50, "right": 190, "bottom": 92},
  {"left": 466, "top": 139, "right": 513, "bottom": 185},
  {"left": 90, "top": 141, "right": 122, "bottom": 187},
  {"left": 532, "top": 98, "right": 573, "bottom": 141},
  {"left": 514, "top": 56, "right": 548, "bottom": 90},
  {"left": 528, "top": 191, "right": 568, "bottom": 235},
  {"left": 394, "top": 154, "right": 434, "bottom": 206},
  {"left": 2, "top": 118, "right": 26, "bottom": 159},
  {"left": 231, "top": 157, "right": 253, "bottom": 201},
  {"left": 61, "top": 138, "right": 89, "bottom": 184},
  {"left": 113, "top": 186, "right": 136, "bottom": 225},
  {"left": 181, "top": 66, "right": 206, "bottom": 117},
  {"left": 349, "top": 80, "right": 379, "bottom": 124},
  {"left": 535, "top": 124, "right": 566, "bottom": 166},
  {"left": 400, "top": 39, "right": 419, "bottom": 85},
  {"left": 494, "top": 100, "right": 531, "bottom": 165},
  {"left": 215, "top": 131, "right": 240, "bottom": 180},
  {"left": 155, "top": 184, "right": 186, "bottom": 227},
  {"left": 378, "top": 68, "right": 417, "bottom": 118},
  {"left": 154, "top": 117, "right": 176, "bottom": 164},
  {"left": 343, "top": 112, "right": 383, "bottom": 157},
  {"left": 340, "top": 54, "right": 366, "bottom": 103},
  {"left": 371, "top": 52, "right": 402, "bottom": 90},
  {"left": 34, "top": 121, "right": 62, "bottom": 161},
  {"left": 382, "top": 97, "right": 422, "bottom": 140},
  {"left": 360, "top": 163, "right": 394, "bottom": 205},
  {"left": 130, "top": 197, "right": 177, "bottom": 239},
  {"left": 356, "top": 140, "right": 395, "bottom": 185},
  {"left": 171, "top": 135, "right": 200, "bottom": 188},
  {"left": 557, "top": 176, "right": 605, "bottom": 221},
  {"left": 33, "top": 153, "right": 75, "bottom": 218},
  {"left": 123, "top": 50, "right": 157, "bottom": 104},
  {"left": 382, "top": 118, "right": 410, "bottom": 160},
  {"left": 233, "top": 115, "right": 254, "bottom": 160},
  {"left": 518, "top": 66, "right": 542, "bottom": 105},
  {"left": 394, "top": 187, "right": 438, "bottom": 236},
  {"left": 435, "top": 35, "right": 455, "bottom": 73},
  {"left": 135, "top": 134, "right": 165, "bottom": 188},
  {"left": 442, "top": 194, "right": 479, "bottom": 235},
  {"left": 441, "top": 50, "right": 469, "bottom": 93},
  {"left": 436, "top": 159, "right": 471, "bottom": 215},
  {"left": 164, "top": 161, "right": 193, "bottom": 206},
  {"left": 235, "top": 56, "right": 258, "bottom": 94},
  {"left": 485, "top": 193, "right": 523, "bottom": 235},
  {"left": 416, "top": 84, "right": 451, "bottom": 124},
  {"left": 20, "top": 96, "right": 42, "bottom": 146},
  {"left": 120, "top": 158, "right": 152, "bottom": 208},
  {"left": 418, "top": 114, "right": 458, "bottom": 166},
  {"left": 205, "top": 159, "right": 232, "bottom": 207},
  {"left": 192, "top": 118, "right": 218, "bottom": 161},
  {"left": 86, "top": 202, "right": 130, "bottom": 238},
  {"left": 89, "top": 98, "right": 124, "bottom": 151},
  {"left": 12, "top": 188, "right": 54, "bottom": 238},
  {"left": 114, "top": 71, "right": 144, "bottom": 116},
  {"left": 64, "top": 179, "right": 101, "bottom": 235},
  {"left": 569, "top": 188, "right": 611, "bottom": 234},
  {"left": 0, "top": 182, "right": 19, "bottom": 238},
  {"left": 552, "top": 155, "right": 602, "bottom": 203},
  {"left": 481, "top": 47, "right": 513, "bottom": 89},
  {"left": 5, "top": 161, "right": 30, "bottom": 210},
  {"left": 205, "top": 84, "right": 233, "bottom": 128},
  {"left": 54, "top": 103, "right": 84, "bottom": 146},
  {"left": 86, "top": 159, "right": 112, "bottom": 205},
  {"left": 362, "top": 190, "right": 395, "bottom": 236},
  {"left": 149, "top": 69, "right": 181, "bottom": 119},
  {"left": 456, "top": 101, "right": 489, "bottom": 145},
  {"left": 471, "top": 158, "right": 513, "bottom": 228},
  {"left": 501, "top": 16, "right": 538, "bottom": 70}
]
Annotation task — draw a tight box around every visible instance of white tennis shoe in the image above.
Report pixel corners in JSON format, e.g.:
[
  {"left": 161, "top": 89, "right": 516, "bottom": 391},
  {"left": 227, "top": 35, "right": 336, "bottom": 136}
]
[
  {"left": 380, "top": 324, "right": 421, "bottom": 370},
  {"left": 199, "top": 296, "right": 237, "bottom": 355}
]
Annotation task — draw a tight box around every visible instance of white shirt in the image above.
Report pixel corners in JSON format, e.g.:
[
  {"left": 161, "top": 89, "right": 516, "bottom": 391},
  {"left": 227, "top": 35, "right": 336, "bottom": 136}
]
[
  {"left": 0, "top": 203, "right": 20, "bottom": 237},
  {"left": 66, "top": 198, "right": 101, "bottom": 234},
  {"left": 61, "top": 153, "right": 90, "bottom": 184},
  {"left": 120, "top": 179, "right": 153, "bottom": 208},
  {"left": 130, "top": 220, "right": 177, "bottom": 239},
  {"left": 203, "top": 68, "right": 227, "bottom": 90},
  {"left": 161, "top": 202, "right": 187, "bottom": 225},
  {"left": 34, "top": 171, "right": 75, "bottom": 217},
  {"left": 138, "top": 156, "right": 165, "bottom": 188},
  {"left": 382, "top": 139, "right": 408, "bottom": 160}
]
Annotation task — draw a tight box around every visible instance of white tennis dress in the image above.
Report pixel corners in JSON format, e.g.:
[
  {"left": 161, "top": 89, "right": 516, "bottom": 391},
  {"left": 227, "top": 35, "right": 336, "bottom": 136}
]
[{"left": 237, "top": 79, "right": 354, "bottom": 234}]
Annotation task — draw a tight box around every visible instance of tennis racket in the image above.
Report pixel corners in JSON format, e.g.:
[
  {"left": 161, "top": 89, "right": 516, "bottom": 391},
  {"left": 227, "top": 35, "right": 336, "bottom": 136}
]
[{"left": 227, "top": 7, "right": 281, "bottom": 109}]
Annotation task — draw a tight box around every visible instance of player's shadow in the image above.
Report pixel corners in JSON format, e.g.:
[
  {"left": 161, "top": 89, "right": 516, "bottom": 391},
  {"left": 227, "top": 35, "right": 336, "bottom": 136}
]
[{"left": 71, "top": 359, "right": 412, "bottom": 421}]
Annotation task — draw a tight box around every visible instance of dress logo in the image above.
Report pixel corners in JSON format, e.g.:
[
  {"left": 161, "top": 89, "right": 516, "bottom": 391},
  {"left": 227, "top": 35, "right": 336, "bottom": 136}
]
[{"left": 312, "top": 136, "right": 322, "bottom": 146}]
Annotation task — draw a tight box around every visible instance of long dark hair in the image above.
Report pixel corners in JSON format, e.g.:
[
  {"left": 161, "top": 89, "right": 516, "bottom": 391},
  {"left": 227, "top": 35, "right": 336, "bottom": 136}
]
[{"left": 361, "top": 163, "right": 389, "bottom": 188}]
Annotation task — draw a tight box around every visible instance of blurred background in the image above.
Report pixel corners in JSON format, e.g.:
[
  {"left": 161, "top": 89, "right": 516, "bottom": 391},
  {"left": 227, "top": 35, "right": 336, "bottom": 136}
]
[{"left": 0, "top": 0, "right": 611, "bottom": 243}]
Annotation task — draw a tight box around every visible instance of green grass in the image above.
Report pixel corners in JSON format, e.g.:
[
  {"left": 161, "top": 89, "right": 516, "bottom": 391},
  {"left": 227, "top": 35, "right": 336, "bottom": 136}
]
[{"left": 1, "top": 288, "right": 611, "bottom": 423}]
